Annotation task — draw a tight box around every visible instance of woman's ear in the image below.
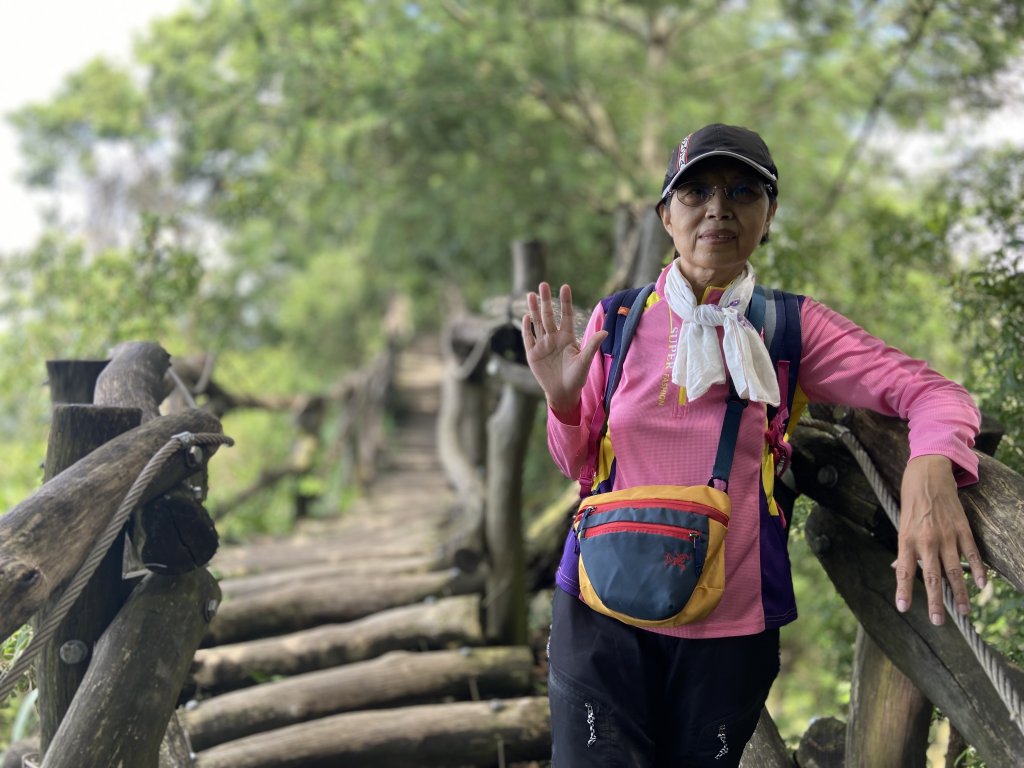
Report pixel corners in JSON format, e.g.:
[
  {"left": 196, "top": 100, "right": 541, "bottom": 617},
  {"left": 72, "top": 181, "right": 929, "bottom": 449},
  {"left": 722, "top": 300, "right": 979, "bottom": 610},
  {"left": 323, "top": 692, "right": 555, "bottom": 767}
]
[
  {"left": 763, "top": 199, "right": 777, "bottom": 239},
  {"left": 659, "top": 202, "right": 673, "bottom": 235}
]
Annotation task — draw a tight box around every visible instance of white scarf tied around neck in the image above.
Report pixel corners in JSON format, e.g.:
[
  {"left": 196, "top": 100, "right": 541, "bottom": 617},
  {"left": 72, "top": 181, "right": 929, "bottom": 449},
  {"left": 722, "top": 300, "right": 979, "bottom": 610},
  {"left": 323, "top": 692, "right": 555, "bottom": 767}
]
[{"left": 664, "top": 260, "right": 780, "bottom": 406}]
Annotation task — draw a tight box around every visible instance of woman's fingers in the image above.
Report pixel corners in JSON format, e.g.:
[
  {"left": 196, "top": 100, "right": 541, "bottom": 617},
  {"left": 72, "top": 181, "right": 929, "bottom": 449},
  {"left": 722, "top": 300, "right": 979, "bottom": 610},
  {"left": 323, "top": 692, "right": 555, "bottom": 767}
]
[
  {"left": 941, "top": 545, "right": 971, "bottom": 617},
  {"left": 539, "top": 282, "right": 559, "bottom": 335},
  {"left": 527, "top": 282, "right": 576, "bottom": 342},
  {"left": 558, "top": 283, "right": 574, "bottom": 334},
  {"left": 521, "top": 312, "right": 535, "bottom": 351}
]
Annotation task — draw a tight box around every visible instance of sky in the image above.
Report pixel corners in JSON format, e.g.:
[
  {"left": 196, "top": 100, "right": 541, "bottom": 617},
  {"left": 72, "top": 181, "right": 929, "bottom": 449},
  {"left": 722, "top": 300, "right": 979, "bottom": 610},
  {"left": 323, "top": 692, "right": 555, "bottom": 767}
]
[{"left": 0, "top": 0, "right": 185, "bottom": 252}]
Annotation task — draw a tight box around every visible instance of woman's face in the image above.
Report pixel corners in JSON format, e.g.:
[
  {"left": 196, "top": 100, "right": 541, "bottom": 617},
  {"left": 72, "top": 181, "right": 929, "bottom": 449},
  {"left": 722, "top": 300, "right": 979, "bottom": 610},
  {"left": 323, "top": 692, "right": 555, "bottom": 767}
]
[{"left": 659, "top": 158, "right": 777, "bottom": 294}]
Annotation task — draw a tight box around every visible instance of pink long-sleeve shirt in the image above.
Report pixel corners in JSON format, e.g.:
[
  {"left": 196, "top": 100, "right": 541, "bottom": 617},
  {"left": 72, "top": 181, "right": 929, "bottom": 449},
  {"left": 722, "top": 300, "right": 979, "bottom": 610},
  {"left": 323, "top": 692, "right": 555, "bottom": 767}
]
[{"left": 549, "top": 262, "right": 980, "bottom": 639}]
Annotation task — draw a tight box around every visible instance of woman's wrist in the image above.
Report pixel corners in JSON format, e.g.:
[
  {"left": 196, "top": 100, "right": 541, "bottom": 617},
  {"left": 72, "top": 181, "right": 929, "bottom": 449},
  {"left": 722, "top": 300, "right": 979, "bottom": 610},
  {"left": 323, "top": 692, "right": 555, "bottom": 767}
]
[{"left": 548, "top": 397, "right": 581, "bottom": 422}]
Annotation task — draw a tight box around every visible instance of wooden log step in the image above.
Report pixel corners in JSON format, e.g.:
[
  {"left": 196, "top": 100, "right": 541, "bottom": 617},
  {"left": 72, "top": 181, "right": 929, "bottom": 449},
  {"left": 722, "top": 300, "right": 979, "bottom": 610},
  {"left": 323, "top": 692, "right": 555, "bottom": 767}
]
[
  {"left": 210, "top": 528, "right": 446, "bottom": 578},
  {"left": 191, "top": 595, "right": 483, "bottom": 691},
  {"left": 183, "top": 646, "right": 535, "bottom": 750},
  {"left": 194, "top": 696, "right": 551, "bottom": 768},
  {"left": 205, "top": 569, "right": 483, "bottom": 646},
  {"left": 218, "top": 555, "right": 440, "bottom": 599}
]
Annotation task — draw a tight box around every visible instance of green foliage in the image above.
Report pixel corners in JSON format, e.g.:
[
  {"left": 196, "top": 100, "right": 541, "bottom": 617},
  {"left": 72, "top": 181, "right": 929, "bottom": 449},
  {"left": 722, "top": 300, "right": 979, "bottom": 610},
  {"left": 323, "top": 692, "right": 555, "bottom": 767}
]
[
  {"left": 0, "top": 628, "right": 36, "bottom": 752},
  {"left": 0, "top": 220, "right": 204, "bottom": 507},
  {"left": 9, "top": 59, "right": 149, "bottom": 186},
  {"left": 951, "top": 148, "right": 1024, "bottom": 472}
]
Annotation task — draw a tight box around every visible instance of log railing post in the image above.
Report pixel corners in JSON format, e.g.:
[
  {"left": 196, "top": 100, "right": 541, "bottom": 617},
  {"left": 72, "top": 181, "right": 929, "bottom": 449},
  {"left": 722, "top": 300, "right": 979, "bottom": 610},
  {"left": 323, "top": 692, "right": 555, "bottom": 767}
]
[
  {"left": 35, "top": 402, "right": 142, "bottom": 753},
  {"left": 26, "top": 342, "right": 225, "bottom": 768},
  {"left": 484, "top": 240, "right": 544, "bottom": 644},
  {"left": 36, "top": 357, "right": 143, "bottom": 753},
  {"left": 845, "top": 627, "right": 931, "bottom": 768}
]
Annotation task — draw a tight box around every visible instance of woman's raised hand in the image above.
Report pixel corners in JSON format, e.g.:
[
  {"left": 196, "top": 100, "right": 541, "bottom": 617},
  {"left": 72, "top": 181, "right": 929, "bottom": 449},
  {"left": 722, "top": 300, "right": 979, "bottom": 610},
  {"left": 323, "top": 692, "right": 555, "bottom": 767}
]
[{"left": 522, "top": 282, "right": 607, "bottom": 416}]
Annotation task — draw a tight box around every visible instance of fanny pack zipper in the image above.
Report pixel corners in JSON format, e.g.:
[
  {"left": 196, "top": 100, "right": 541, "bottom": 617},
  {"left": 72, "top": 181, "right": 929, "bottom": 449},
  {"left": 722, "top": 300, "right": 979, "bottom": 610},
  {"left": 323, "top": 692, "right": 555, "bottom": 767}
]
[
  {"left": 579, "top": 522, "right": 707, "bottom": 576},
  {"left": 576, "top": 498, "right": 728, "bottom": 528}
]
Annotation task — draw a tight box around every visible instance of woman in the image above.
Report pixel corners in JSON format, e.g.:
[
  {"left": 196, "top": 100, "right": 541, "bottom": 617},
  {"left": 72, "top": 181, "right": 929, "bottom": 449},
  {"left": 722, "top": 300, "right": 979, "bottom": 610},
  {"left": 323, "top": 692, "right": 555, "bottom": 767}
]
[{"left": 523, "top": 123, "right": 986, "bottom": 767}]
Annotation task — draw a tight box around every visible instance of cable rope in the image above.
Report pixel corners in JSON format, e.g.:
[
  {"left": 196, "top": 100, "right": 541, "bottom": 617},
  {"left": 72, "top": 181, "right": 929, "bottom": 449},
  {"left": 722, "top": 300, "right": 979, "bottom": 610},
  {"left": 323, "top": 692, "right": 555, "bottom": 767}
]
[
  {"left": 0, "top": 431, "right": 234, "bottom": 703},
  {"left": 800, "top": 417, "right": 1024, "bottom": 736}
]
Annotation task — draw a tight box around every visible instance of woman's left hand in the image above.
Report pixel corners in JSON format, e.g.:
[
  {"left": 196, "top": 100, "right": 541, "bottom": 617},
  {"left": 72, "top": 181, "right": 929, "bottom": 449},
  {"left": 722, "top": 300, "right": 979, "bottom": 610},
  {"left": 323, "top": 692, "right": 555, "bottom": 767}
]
[{"left": 894, "top": 455, "right": 986, "bottom": 625}]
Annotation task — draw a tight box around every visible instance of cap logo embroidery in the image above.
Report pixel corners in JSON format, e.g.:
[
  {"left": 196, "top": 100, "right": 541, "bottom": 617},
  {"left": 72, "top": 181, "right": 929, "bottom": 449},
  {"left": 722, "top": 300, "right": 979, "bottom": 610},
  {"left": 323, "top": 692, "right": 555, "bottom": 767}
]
[{"left": 678, "top": 133, "right": 693, "bottom": 170}]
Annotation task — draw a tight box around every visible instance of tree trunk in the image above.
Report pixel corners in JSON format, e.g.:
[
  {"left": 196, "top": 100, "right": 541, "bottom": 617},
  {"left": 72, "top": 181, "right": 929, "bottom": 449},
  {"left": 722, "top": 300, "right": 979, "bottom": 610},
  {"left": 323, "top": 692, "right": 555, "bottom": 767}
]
[
  {"left": 484, "top": 239, "right": 544, "bottom": 645},
  {"left": 484, "top": 383, "right": 536, "bottom": 644},
  {"left": 35, "top": 405, "right": 142, "bottom": 753},
  {"left": 193, "top": 697, "right": 551, "bottom": 768},
  {"left": 43, "top": 569, "right": 220, "bottom": 768},
  {"left": 183, "top": 646, "right": 534, "bottom": 750},
  {"left": 805, "top": 506, "right": 1024, "bottom": 767},
  {"left": 436, "top": 335, "right": 488, "bottom": 572},
  {"left": 789, "top": 423, "right": 891, "bottom": 540},
  {"left": 845, "top": 627, "right": 930, "bottom": 768},
  {"left": 628, "top": 205, "right": 672, "bottom": 287},
  {"left": 205, "top": 570, "right": 484, "bottom": 646},
  {"left": 0, "top": 409, "right": 225, "bottom": 643},
  {"left": 191, "top": 594, "right": 483, "bottom": 691}
]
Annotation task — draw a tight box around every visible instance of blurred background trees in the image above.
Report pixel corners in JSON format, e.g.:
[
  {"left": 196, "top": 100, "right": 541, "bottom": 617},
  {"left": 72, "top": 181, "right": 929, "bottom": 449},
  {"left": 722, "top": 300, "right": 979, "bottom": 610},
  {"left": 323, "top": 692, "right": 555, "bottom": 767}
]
[{"left": 2, "top": 0, "right": 1023, "bottom": 756}]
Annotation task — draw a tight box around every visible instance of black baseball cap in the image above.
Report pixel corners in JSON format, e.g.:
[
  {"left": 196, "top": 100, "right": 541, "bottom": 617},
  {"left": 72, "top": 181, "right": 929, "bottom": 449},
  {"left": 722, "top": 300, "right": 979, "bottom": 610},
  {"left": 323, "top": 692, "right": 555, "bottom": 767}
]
[{"left": 658, "top": 123, "right": 779, "bottom": 207}]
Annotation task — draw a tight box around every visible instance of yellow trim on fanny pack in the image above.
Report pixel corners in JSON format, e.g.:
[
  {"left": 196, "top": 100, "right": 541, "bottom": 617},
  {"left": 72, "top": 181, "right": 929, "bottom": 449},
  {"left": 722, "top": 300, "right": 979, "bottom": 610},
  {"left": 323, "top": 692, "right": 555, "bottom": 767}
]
[{"left": 578, "top": 483, "right": 731, "bottom": 511}]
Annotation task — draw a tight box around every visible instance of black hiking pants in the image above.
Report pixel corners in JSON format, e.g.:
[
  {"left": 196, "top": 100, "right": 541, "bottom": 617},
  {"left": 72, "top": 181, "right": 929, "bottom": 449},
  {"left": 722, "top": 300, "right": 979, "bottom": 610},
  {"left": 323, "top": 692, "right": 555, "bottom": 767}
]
[{"left": 548, "top": 587, "right": 780, "bottom": 767}]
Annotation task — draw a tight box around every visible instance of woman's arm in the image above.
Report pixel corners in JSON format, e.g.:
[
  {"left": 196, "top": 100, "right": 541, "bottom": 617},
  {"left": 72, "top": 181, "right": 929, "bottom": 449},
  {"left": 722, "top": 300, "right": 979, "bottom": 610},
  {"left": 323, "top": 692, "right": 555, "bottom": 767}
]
[{"left": 798, "top": 298, "right": 984, "bottom": 625}]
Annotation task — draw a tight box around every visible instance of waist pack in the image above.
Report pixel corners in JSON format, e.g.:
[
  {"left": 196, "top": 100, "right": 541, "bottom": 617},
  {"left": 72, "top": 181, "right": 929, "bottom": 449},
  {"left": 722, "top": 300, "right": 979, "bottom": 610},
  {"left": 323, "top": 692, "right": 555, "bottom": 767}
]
[
  {"left": 575, "top": 483, "right": 730, "bottom": 627},
  {"left": 572, "top": 283, "right": 802, "bottom": 628}
]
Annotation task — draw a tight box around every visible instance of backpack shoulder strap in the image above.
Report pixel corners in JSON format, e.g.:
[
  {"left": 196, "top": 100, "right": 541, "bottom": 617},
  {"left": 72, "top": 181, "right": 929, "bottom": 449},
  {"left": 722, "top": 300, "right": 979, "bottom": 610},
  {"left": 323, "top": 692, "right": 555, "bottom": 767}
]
[
  {"left": 578, "top": 283, "right": 655, "bottom": 497},
  {"left": 602, "top": 284, "right": 656, "bottom": 412},
  {"left": 752, "top": 286, "right": 803, "bottom": 418},
  {"left": 709, "top": 289, "right": 770, "bottom": 489},
  {"left": 755, "top": 286, "right": 804, "bottom": 485}
]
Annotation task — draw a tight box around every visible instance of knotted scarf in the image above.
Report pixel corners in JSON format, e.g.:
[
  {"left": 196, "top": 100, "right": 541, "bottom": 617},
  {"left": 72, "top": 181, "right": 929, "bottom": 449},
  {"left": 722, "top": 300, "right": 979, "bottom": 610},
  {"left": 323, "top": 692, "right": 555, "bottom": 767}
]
[{"left": 663, "top": 261, "right": 780, "bottom": 405}]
